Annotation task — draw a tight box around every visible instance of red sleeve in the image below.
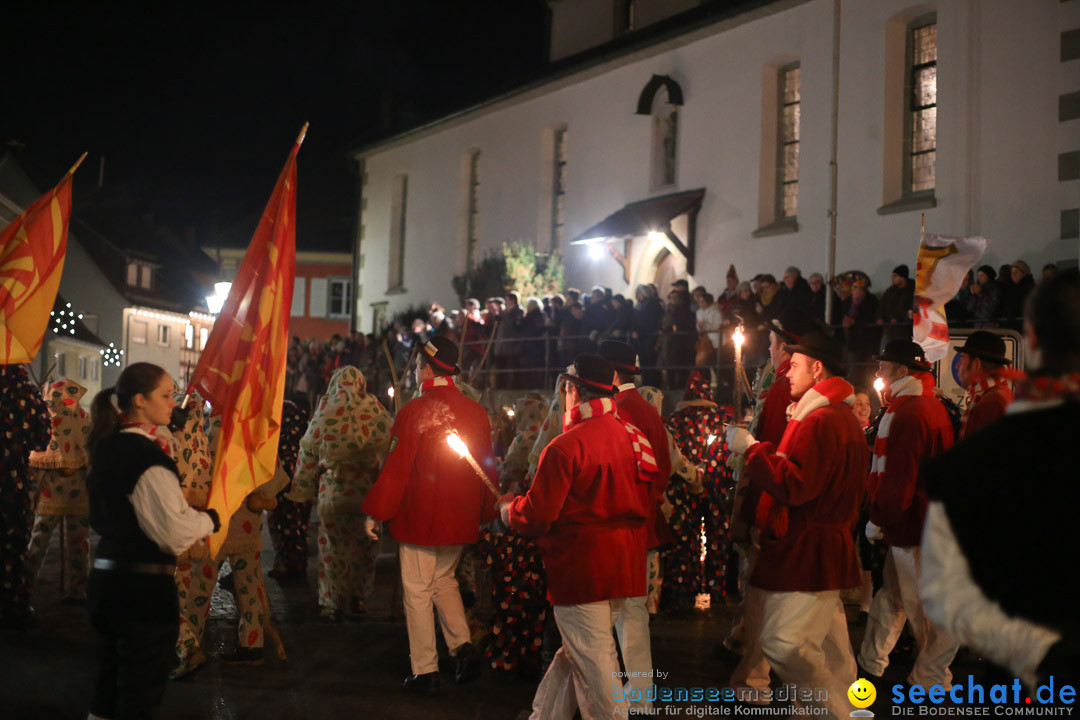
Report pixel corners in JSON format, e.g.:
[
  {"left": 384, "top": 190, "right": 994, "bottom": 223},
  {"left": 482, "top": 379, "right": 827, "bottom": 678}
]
[
  {"left": 508, "top": 443, "right": 573, "bottom": 538},
  {"left": 745, "top": 415, "right": 829, "bottom": 507},
  {"left": 868, "top": 411, "right": 924, "bottom": 527},
  {"left": 361, "top": 408, "right": 416, "bottom": 522}
]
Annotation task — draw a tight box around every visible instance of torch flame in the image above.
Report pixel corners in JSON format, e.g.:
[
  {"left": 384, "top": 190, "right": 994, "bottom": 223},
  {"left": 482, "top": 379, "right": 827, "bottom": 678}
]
[
  {"left": 506, "top": 407, "right": 515, "bottom": 419},
  {"left": 387, "top": 386, "right": 396, "bottom": 398},
  {"left": 732, "top": 328, "right": 745, "bottom": 348},
  {"left": 446, "top": 432, "right": 469, "bottom": 458},
  {"left": 873, "top": 378, "right": 885, "bottom": 393},
  {"left": 707, "top": 434, "right": 717, "bottom": 446}
]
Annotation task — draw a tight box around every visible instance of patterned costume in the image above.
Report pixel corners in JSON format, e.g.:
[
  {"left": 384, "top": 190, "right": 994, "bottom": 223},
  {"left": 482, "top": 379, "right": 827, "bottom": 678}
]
[
  {"left": 290, "top": 366, "right": 391, "bottom": 617},
  {"left": 0, "top": 364, "right": 50, "bottom": 620},
  {"left": 173, "top": 399, "right": 288, "bottom": 668},
  {"left": 267, "top": 401, "right": 312, "bottom": 577},
  {"left": 22, "top": 379, "right": 92, "bottom": 603},
  {"left": 478, "top": 393, "right": 551, "bottom": 678},
  {"left": 662, "top": 371, "right": 734, "bottom": 609}
]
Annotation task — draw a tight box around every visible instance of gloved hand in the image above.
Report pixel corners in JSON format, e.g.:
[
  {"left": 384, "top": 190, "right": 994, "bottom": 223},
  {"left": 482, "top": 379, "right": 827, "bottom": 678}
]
[
  {"left": 205, "top": 508, "right": 221, "bottom": 534},
  {"left": 865, "top": 520, "right": 884, "bottom": 543},
  {"left": 499, "top": 501, "right": 513, "bottom": 526},
  {"left": 364, "top": 516, "right": 382, "bottom": 541},
  {"left": 168, "top": 405, "right": 191, "bottom": 433},
  {"left": 725, "top": 425, "right": 758, "bottom": 455}
]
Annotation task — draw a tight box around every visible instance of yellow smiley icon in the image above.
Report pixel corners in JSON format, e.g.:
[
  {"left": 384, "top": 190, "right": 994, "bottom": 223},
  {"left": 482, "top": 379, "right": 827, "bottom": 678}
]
[{"left": 848, "top": 678, "right": 876, "bottom": 708}]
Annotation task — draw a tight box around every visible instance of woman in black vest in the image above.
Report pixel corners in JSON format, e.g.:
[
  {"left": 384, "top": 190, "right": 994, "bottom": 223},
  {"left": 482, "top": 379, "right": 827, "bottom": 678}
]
[{"left": 86, "top": 363, "right": 219, "bottom": 720}]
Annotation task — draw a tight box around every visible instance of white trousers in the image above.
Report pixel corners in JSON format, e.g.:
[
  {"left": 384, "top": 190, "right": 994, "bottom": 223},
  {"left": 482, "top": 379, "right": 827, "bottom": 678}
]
[
  {"left": 399, "top": 543, "right": 472, "bottom": 675},
  {"left": 759, "top": 589, "right": 857, "bottom": 720},
  {"left": 730, "top": 585, "right": 773, "bottom": 700},
  {"left": 858, "top": 546, "right": 959, "bottom": 688},
  {"left": 614, "top": 593, "right": 654, "bottom": 713},
  {"left": 530, "top": 599, "right": 634, "bottom": 720}
]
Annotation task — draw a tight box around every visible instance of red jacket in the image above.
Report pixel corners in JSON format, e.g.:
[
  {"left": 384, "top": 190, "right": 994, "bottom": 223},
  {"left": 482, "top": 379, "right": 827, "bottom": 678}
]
[
  {"left": 868, "top": 391, "right": 954, "bottom": 547},
  {"left": 615, "top": 387, "right": 672, "bottom": 550},
  {"left": 961, "top": 383, "right": 1013, "bottom": 439},
  {"left": 507, "top": 412, "right": 653, "bottom": 605},
  {"left": 746, "top": 401, "right": 867, "bottom": 592},
  {"left": 742, "top": 362, "right": 792, "bottom": 527},
  {"left": 362, "top": 384, "right": 497, "bottom": 546}
]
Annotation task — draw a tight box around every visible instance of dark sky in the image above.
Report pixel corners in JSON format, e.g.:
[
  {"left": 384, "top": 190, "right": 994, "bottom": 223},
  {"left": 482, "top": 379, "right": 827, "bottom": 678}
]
[{"left": 1, "top": 1, "right": 549, "bottom": 251}]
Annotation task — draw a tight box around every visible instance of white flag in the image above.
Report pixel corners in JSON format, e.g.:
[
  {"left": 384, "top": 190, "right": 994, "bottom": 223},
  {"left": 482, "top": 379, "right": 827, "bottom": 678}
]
[{"left": 913, "top": 232, "right": 988, "bottom": 363}]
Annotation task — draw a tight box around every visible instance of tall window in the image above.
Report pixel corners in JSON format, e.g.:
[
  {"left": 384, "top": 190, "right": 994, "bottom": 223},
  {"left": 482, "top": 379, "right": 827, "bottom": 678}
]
[
  {"left": 908, "top": 20, "right": 937, "bottom": 193},
  {"left": 778, "top": 64, "right": 801, "bottom": 218},
  {"left": 185, "top": 323, "right": 194, "bottom": 349},
  {"left": 156, "top": 324, "right": 170, "bottom": 347},
  {"left": 651, "top": 89, "right": 679, "bottom": 190},
  {"left": 126, "top": 261, "right": 153, "bottom": 289},
  {"left": 551, "top": 128, "right": 568, "bottom": 252},
  {"left": 388, "top": 174, "right": 408, "bottom": 290},
  {"left": 466, "top": 151, "right": 481, "bottom": 270},
  {"left": 329, "top": 278, "right": 352, "bottom": 317}
]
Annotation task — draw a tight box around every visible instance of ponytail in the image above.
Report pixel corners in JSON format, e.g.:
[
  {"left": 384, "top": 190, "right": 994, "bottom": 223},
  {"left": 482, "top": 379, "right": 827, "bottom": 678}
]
[
  {"left": 87, "top": 362, "right": 168, "bottom": 462},
  {"left": 88, "top": 387, "right": 121, "bottom": 462}
]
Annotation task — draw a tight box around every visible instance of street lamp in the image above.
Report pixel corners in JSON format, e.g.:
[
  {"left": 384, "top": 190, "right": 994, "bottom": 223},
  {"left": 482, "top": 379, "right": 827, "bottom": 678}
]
[{"left": 205, "top": 281, "right": 232, "bottom": 315}]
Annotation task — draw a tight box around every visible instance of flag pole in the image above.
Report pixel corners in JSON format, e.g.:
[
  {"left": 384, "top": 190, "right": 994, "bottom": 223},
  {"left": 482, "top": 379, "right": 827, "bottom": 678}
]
[{"left": 68, "top": 153, "right": 88, "bottom": 175}]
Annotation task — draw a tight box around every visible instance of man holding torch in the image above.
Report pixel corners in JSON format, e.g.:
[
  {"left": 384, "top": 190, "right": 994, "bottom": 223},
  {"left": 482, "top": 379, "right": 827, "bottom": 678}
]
[
  {"left": 361, "top": 336, "right": 497, "bottom": 696},
  {"left": 499, "top": 354, "right": 660, "bottom": 720}
]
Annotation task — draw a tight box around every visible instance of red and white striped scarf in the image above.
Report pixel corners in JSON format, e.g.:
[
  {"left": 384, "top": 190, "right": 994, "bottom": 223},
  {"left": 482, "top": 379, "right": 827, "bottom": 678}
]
[
  {"left": 420, "top": 376, "right": 456, "bottom": 395},
  {"left": 563, "top": 397, "right": 659, "bottom": 474},
  {"left": 868, "top": 372, "right": 935, "bottom": 492},
  {"left": 962, "top": 371, "right": 1010, "bottom": 429},
  {"left": 755, "top": 376, "right": 855, "bottom": 536}
]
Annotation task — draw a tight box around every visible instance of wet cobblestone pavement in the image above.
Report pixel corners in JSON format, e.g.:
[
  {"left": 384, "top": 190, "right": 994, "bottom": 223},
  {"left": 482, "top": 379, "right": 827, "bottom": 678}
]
[{"left": 1, "top": 523, "right": 989, "bottom": 719}]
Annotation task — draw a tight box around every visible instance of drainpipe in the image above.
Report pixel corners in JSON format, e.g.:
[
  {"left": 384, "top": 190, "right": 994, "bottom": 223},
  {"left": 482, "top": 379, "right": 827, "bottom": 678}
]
[{"left": 824, "top": 0, "right": 841, "bottom": 325}]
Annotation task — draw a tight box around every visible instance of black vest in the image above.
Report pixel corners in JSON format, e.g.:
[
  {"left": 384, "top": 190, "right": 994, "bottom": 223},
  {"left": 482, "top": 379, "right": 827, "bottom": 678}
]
[{"left": 88, "top": 431, "right": 181, "bottom": 565}]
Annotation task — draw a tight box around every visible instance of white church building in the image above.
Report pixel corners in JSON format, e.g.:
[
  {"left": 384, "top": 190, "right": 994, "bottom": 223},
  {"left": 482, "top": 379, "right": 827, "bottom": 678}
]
[{"left": 352, "top": 0, "right": 1080, "bottom": 332}]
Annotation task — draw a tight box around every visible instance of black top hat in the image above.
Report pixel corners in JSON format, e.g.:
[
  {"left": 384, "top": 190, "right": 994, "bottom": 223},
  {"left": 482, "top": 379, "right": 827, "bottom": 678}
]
[
  {"left": 598, "top": 340, "right": 639, "bottom": 376},
  {"left": 419, "top": 336, "right": 461, "bottom": 375},
  {"left": 560, "top": 354, "right": 616, "bottom": 396},
  {"left": 785, "top": 330, "right": 847, "bottom": 376},
  {"left": 956, "top": 331, "right": 1011, "bottom": 365},
  {"left": 769, "top": 308, "right": 816, "bottom": 345},
  {"left": 874, "top": 339, "right": 932, "bottom": 372}
]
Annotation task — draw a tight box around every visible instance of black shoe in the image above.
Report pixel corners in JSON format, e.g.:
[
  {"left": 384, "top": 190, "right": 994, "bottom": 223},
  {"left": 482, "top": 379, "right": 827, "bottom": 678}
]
[
  {"left": 403, "top": 671, "right": 440, "bottom": 696},
  {"left": 221, "top": 647, "right": 265, "bottom": 666},
  {"left": 454, "top": 642, "right": 482, "bottom": 685}
]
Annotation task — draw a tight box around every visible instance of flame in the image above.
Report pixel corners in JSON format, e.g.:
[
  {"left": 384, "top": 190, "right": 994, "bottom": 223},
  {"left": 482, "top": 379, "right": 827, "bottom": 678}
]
[
  {"left": 506, "top": 407, "right": 515, "bottom": 418},
  {"left": 446, "top": 432, "right": 470, "bottom": 458},
  {"left": 387, "top": 386, "right": 395, "bottom": 398},
  {"left": 732, "top": 329, "right": 745, "bottom": 348},
  {"left": 707, "top": 434, "right": 717, "bottom": 446},
  {"left": 873, "top": 377, "right": 885, "bottom": 393}
]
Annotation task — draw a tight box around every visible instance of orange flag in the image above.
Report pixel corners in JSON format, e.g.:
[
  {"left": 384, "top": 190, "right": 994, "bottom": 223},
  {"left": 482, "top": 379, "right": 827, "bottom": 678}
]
[
  {"left": 189, "top": 127, "right": 304, "bottom": 556},
  {"left": 0, "top": 154, "right": 86, "bottom": 363}
]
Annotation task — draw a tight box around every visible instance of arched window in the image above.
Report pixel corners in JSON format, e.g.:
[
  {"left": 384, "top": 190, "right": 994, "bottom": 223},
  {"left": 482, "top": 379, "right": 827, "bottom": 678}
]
[{"left": 637, "top": 75, "right": 683, "bottom": 191}]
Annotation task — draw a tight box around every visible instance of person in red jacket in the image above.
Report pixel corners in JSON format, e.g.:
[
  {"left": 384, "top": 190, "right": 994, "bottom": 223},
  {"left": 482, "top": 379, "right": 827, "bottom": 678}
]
[
  {"left": 362, "top": 336, "right": 497, "bottom": 696},
  {"left": 599, "top": 340, "right": 670, "bottom": 711},
  {"left": 500, "top": 354, "right": 659, "bottom": 720},
  {"left": 859, "top": 339, "right": 957, "bottom": 688},
  {"left": 955, "top": 330, "right": 1014, "bottom": 439},
  {"left": 725, "top": 330, "right": 866, "bottom": 718},
  {"left": 728, "top": 308, "right": 815, "bottom": 700}
]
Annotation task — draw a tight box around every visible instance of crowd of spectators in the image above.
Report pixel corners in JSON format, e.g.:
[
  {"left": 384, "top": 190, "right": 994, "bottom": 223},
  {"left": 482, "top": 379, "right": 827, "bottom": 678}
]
[{"left": 283, "top": 258, "right": 1051, "bottom": 406}]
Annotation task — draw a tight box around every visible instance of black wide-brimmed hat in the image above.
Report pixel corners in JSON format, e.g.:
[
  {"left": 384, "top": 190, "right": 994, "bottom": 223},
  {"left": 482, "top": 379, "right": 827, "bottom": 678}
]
[
  {"left": 956, "top": 331, "right": 1011, "bottom": 365},
  {"left": 874, "top": 339, "right": 932, "bottom": 372},
  {"left": 598, "top": 340, "right": 639, "bottom": 375},
  {"left": 769, "top": 308, "right": 816, "bottom": 345},
  {"left": 559, "top": 354, "right": 616, "bottom": 396},
  {"left": 419, "top": 336, "right": 461, "bottom": 375},
  {"left": 785, "top": 330, "right": 847, "bottom": 376}
]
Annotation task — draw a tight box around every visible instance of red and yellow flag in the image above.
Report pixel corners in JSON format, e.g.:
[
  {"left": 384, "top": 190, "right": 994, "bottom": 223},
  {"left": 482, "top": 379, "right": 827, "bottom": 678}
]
[
  {"left": 0, "top": 154, "right": 85, "bottom": 363},
  {"left": 189, "top": 127, "right": 303, "bottom": 556}
]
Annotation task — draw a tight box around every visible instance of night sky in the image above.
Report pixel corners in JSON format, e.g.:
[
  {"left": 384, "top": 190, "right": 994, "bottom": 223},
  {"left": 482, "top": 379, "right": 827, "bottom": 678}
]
[{"left": 1, "top": 1, "right": 549, "bottom": 251}]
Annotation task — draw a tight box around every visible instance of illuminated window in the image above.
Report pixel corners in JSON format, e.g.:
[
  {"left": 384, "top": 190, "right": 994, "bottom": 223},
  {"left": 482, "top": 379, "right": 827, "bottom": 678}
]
[
  {"left": 329, "top": 278, "right": 352, "bottom": 317},
  {"left": 185, "top": 323, "right": 194, "bottom": 349},
  {"left": 908, "top": 19, "right": 937, "bottom": 193},
  {"left": 200, "top": 327, "right": 209, "bottom": 350},
  {"left": 777, "top": 64, "right": 801, "bottom": 219}
]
